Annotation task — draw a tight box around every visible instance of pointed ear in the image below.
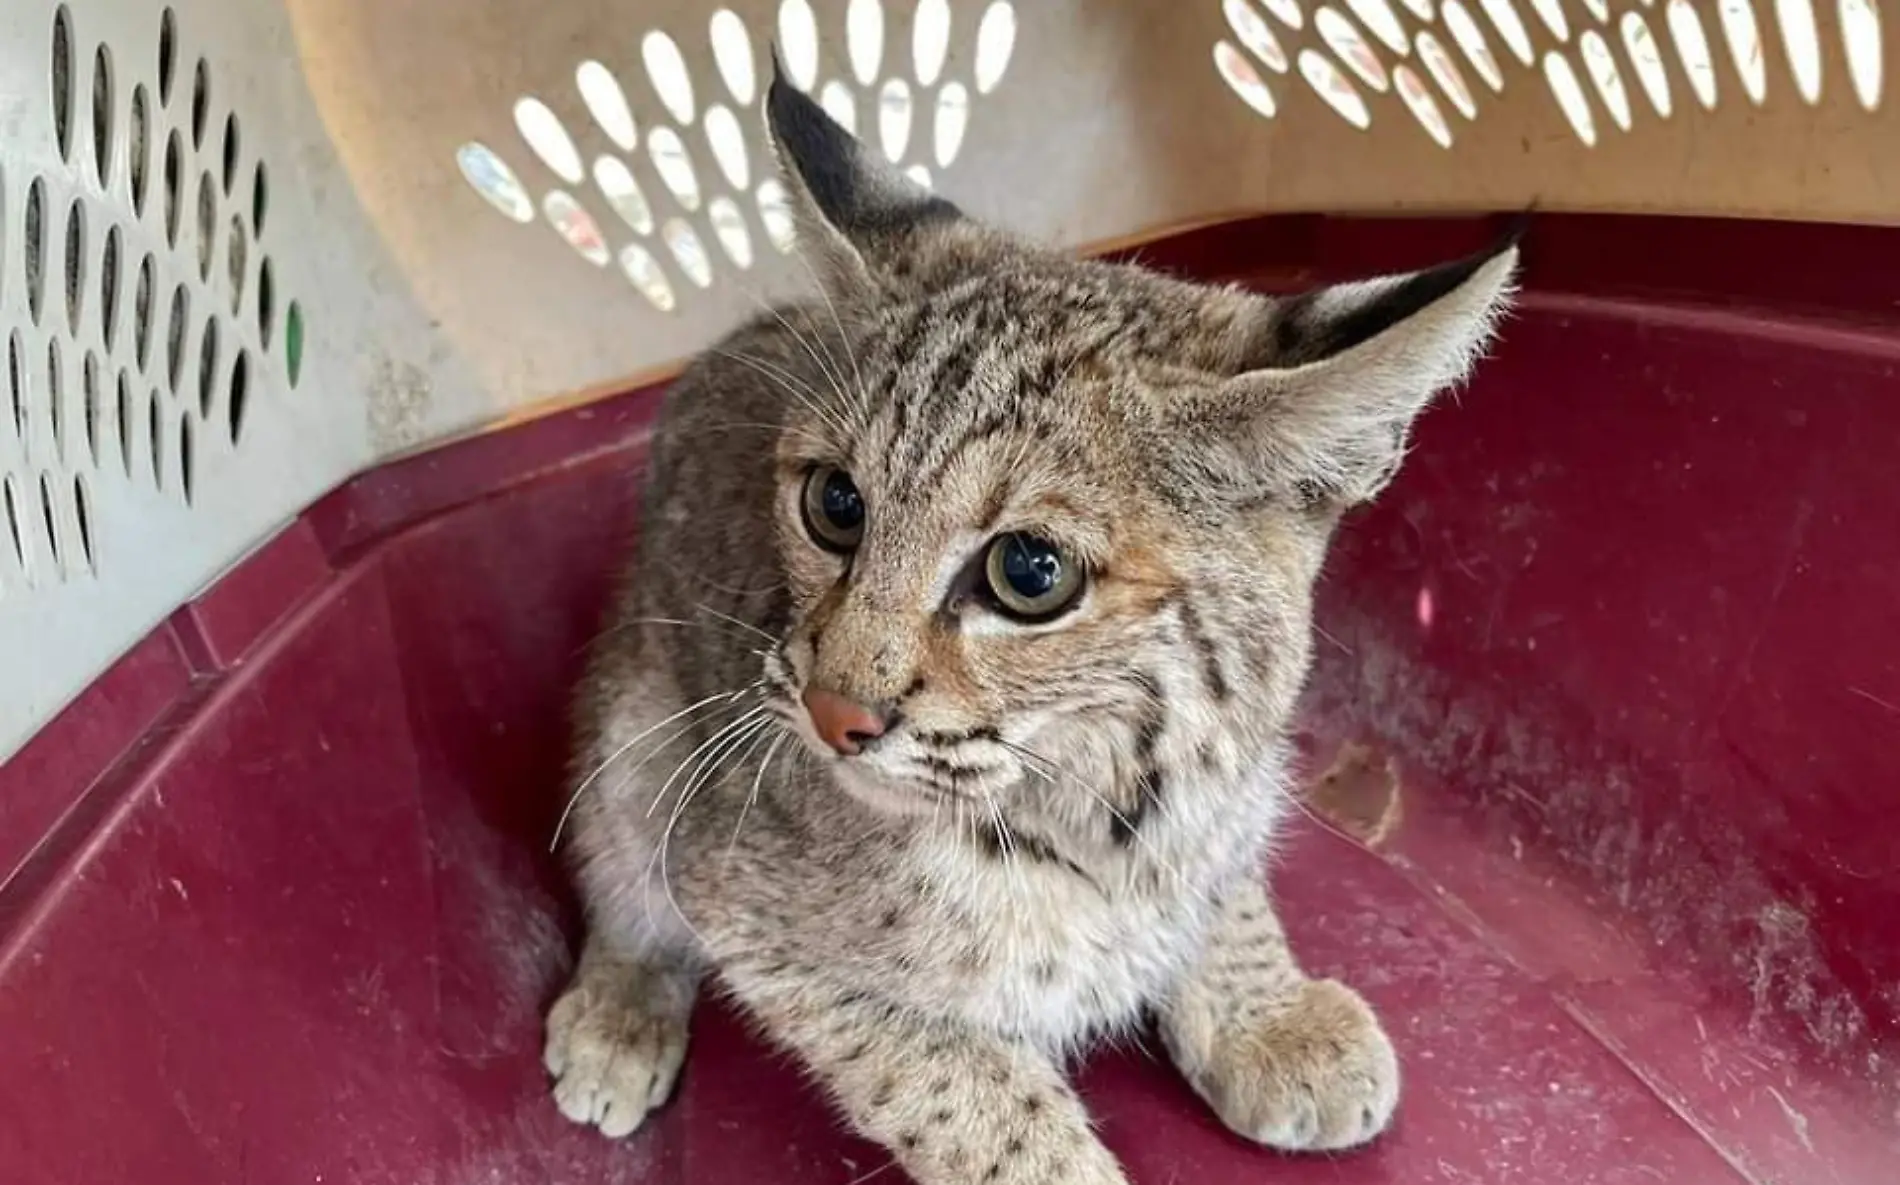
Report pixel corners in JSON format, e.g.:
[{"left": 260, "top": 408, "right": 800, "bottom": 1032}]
[
  {"left": 765, "top": 63, "right": 967, "bottom": 297},
  {"left": 1167, "top": 233, "right": 1521, "bottom": 510}
]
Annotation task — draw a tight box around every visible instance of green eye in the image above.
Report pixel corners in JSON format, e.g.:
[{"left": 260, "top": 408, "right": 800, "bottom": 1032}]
[
  {"left": 984, "top": 533, "right": 1085, "bottom": 621},
  {"left": 801, "top": 465, "right": 865, "bottom": 552}
]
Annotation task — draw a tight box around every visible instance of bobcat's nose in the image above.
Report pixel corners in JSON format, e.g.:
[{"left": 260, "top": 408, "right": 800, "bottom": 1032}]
[{"left": 801, "top": 687, "right": 890, "bottom": 756}]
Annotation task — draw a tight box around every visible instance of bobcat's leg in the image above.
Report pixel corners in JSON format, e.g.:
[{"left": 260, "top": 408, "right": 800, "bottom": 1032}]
[
  {"left": 1162, "top": 877, "right": 1399, "bottom": 1151},
  {"left": 725, "top": 963, "right": 1130, "bottom": 1185}
]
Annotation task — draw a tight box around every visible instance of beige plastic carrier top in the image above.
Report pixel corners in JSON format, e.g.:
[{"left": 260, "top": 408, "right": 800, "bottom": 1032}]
[{"left": 0, "top": 0, "right": 1892, "bottom": 759}]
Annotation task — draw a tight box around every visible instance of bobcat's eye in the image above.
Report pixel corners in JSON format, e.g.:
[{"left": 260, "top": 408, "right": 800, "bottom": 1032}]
[
  {"left": 984, "top": 534, "right": 1085, "bottom": 621},
  {"left": 801, "top": 466, "right": 865, "bottom": 553}
]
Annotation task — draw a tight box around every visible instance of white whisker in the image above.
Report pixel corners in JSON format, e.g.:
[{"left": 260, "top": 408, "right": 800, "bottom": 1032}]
[
  {"left": 725, "top": 730, "right": 790, "bottom": 866},
  {"left": 551, "top": 685, "right": 761, "bottom": 850}
]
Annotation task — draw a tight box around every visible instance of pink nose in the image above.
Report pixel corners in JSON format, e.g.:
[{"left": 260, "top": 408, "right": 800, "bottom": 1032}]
[{"left": 801, "top": 687, "right": 888, "bottom": 756}]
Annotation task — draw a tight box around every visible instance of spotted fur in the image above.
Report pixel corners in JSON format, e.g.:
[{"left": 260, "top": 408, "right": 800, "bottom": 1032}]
[{"left": 544, "top": 73, "right": 1518, "bottom": 1182}]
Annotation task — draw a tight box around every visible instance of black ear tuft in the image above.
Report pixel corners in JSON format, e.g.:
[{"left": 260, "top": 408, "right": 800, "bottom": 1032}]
[
  {"left": 1267, "top": 223, "right": 1524, "bottom": 368},
  {"left": 765, "top": 67, "right": 961, "bottom": 238}
]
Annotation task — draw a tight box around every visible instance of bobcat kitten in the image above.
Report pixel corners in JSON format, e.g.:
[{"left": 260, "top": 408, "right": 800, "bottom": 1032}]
[{"left": 544, "top": 72, "right": 1517, "bottom": 1184}]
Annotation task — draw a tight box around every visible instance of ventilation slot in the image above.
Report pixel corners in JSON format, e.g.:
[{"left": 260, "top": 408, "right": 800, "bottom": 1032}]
[{"left": 462, "top": 0, "right": 1022, "bottom": 310}]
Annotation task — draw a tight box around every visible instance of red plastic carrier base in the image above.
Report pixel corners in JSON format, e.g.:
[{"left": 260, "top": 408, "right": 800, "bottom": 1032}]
[{"left": 3, "top": 215, "right": 1895, "bottom": 1184}]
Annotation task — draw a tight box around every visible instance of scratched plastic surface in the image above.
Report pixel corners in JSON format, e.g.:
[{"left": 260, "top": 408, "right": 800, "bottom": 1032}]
[{"left": 2, "top": 215, "right": 1894, "bottom": 1184}]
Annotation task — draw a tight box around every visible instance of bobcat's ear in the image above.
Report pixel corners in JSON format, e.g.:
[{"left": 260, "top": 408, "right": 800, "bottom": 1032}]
[
  {"left": 765, "top": 62, "right": 968, "bottom": 298},
  {"left": 1168, "top": 230, "right": 1522, "bottom": 509}
]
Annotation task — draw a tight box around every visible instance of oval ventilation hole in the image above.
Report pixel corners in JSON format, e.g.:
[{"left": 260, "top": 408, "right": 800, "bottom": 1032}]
[
  {"left": 1479, "top": 0, "right": 1535, "bottom": 64},
  {"left": 25, "top": 178, "right": 46, "bottom": 326},
  {"left": 252, "top": 162, "right": 269, "bottom": 235},
  {"left": 1395, "top": 64, "right": 1454, "bottom": 145},
  {"left": 848, "top": 0, "right": 886, "bottom": 86},
  {"left": 914, "top": 0, "right": 953, "bottom": 85},
  {"left": 704, "top": 104, "right": 751, "bottom": 189},
  {"left": 73, "top": 475, "right": 93, "bottom": 574},
  {"left": 130, "top": 84, "right": 150, "bottom": 215},
  {"left": 53, "top": 6, "right": 75, "bottom": 162},
  {"left": 197, "top": 317, "right": 219, "bottom": 417},
  {"left": 662, "top": 219, "right": 714, "bottom": 289},
  {"left": 1777, "top": 0, "right": 1823, "bottom": 103},
  {"left": 1579, "top": 30, "right": 1632, "bottom": 130},
  {"left": 1622, "top": 12, "right": 1674, "bottom": 115},
  {"left": 222, "top": 113, "right": 239, "bottom": 194},
  {"left": 593, "top": 156, "right": 655, "bottom": 235},
  {"left": 258, "top": 257, "right": 275, "bottom": 347},
  {"left": 177, "top": 411, "right": 194, "bottom": 505},
  {"left": 644, "top": 31, "right": 697, "bottom": 125},
  {"left": 147, "top": 388, "right": 163, "bottom": 491},
  {"left": 190, "top": 58, "right": 210, "bottom": 149},
  {"left": 757, "top": 179, "right": 797, "bottom": 252},
  {"left": 618, "top": 245, "right": 677, "bottom": 312},
  {"left": 647, "top": 127, "right": 702, "bottom": 211},
  {"left": 1544, "top": 51, "right": 1598, "bottom": 145},
  {"left": 63, "top": 197, "right": 87, "bottom": 335},
  {"left": 163, "top": 129, "right": 182, "bottom": 246},
  {"left": 456, "top": 143, "right": 534, "bottom": 223},
  {"left": 1443, "top": 1, "right": 1506, "bottom": 90},
  {"left": 935, "top": 82, "right": 972, "bottom": 165},
  {"left": 92, "top": 45, "right": 114, "bottom": 185},
  {"left": 974, "top": 2, "right": 1018, "bottom": 95},
  {"left": 1581, "top": 0, "right": 1610, "bottom": 20},
  {"left": 1528, "top": 0, "right": 1570, "bottom": 41},
  {"left": 6, "top": 334, "right": 25, "bottom": 443},
  {"left": 708, "top": 197, "right": 753, "bottom": 269},
  {"left": 83, "top": 350, "right": 101, "bottom": 463},
  {"left": 576, "top": 61, "right": 638, "bottom": 151},
  {"left": 285, "top": 301, "right": 303, "bottom": 389},
  {"left": 115, "top": 370, "right": 133, "bottom": 475},
  {"left": 1668, "top": 0, "right": 1721, "bottom": 109},
  {"left": 158, "top": 8, "right": 177, "bottom": 103},
  {"left": 1318, "top": 7, "right": 1390, "bottom": 91},
  {"left": 821, "top": 80, "right": 859, "bottom": 134},
  {"left": 38, "top": 473, "right": 65, "bottom": 578},
  {"left": 1299, "top": 48, "right": 1374, "bottom": 126},
  {"left": 905, "top": 164, "right": 933, "bottom": 189},
  {"left": 1261, "top": 0, "right": 1307, "bottom": 27},
  {"left": 227, "top": 217, "right": 248, "bottom": 315},
  {"left": 133, "top": 254, "right": 154, "bottom": 372},
  {"left": 514, "top": 98, "right": 584, "bottom": 183},
  {"left": 779, "top": 0, "right": 820, "bottom": 90},
  {"left": 878, "top": 80, "right": 913, "bottom": 162},
  {"left": 166, "top": 283, "right": 189, "bottom": 395},
  {"left": 541, "top": 191, "right": 610, "bottom": 266},
  {"left": 1348, "top": 0, "right": 1410, "bottom": 52},
  {"left": 1417, "top": 32, "right": 1479, "bottom": 117},
  {"left": 711, "top": 10, "right": 758, "bottom": 104},
  {"left": 1216, "top": 41, "right": 1280, "bottom": 116},
  {"left": 43, "top": 476, "right": 73, "bottom": 576},
  {"left": 1719, "top": 0, "right": 1769, "bottom": 104},
  {"left": 1226, "top": 0, "right": 1291, "bottom": 71},
  {"left": 227, "top": 350, "right": 249, "bottom": 443},
  {"left": 47, "top": 341, "right": 65, "bottom": 459},
  {"left": 100, "top": 227, "right": 122, "bottom": 353},
  {"left": 1841, "top": 0, "right": 1883, "bottom": 110},
  {"left": 2, "top": 475, "right": 26, "bottom": 582},
  {"left": 196, "top": 171, "right": 217, "bottom": 280}
]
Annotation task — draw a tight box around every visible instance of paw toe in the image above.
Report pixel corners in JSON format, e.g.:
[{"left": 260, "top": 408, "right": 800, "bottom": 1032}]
[
  {"left": 543, "top": 984, "right": 690, "bottom": 1140},
  {"left": 1192, "top": 978, "right": 1400, "bottom": 1153}
]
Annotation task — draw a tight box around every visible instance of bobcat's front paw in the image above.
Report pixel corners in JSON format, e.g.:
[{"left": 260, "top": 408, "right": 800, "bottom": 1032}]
[
  {"left": 1178, "top": 978, "right": 1399, "bottom": 1152},
  {"left": 543, "top": 964, "right": 693, "bottom": 1139}
]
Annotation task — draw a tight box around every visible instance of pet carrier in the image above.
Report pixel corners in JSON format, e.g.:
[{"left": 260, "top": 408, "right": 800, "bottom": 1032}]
[{"left": 1, "top": 2, "right": 1894, "bottom": 1182}]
